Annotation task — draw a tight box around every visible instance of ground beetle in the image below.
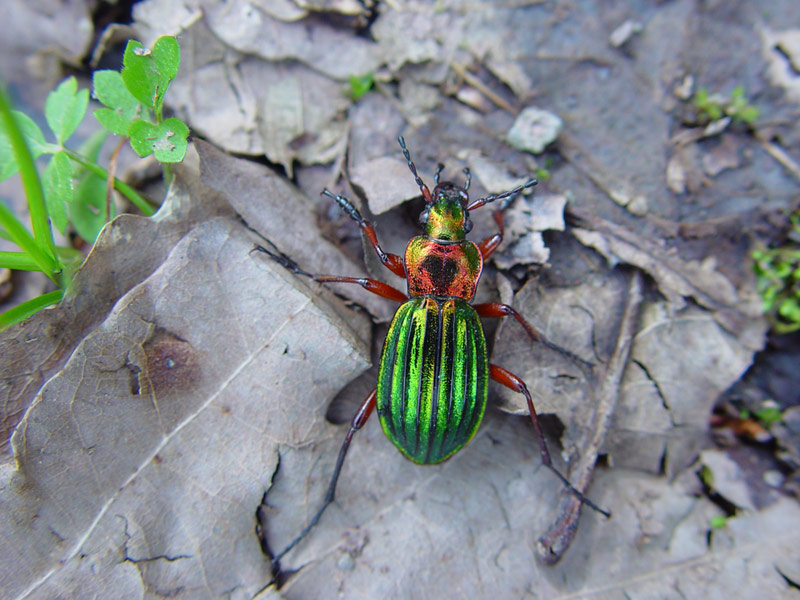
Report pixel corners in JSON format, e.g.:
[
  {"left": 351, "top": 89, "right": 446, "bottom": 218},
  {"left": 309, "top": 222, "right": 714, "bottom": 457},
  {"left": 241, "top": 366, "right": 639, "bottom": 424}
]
[{"left": 256, "top": 137, "right": 608, "bottom": 568}]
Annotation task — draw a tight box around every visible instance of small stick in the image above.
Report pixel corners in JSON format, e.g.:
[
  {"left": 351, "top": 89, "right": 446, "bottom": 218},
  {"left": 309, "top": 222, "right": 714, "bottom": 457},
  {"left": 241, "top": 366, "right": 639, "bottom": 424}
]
[{"left": 536, "top": 269, "right": 644, "bottom": 564}]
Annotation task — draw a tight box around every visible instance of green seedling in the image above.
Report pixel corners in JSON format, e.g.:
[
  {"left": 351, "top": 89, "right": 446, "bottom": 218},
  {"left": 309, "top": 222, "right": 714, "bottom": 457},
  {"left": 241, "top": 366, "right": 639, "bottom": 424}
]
[
  {"left": 0, "top": 36, "right": 187, "bottom": 329},
  {"left": 753, "top": 214, "right": 800, "bottom": 334},
  {"left": 348, "top": 73, "right": 374, "bottom": 100},
  {"left": 754, "top": 404, "right": 783, "bottom": 428},
  {"left": 693, "top": 85, "right": 759, "bottom": 126},
  {"left": 535, "top": 157, "right": 553, "bottom": 182},
  {"left": 710, "top": 515, "right": 728, "bottom": 529}
]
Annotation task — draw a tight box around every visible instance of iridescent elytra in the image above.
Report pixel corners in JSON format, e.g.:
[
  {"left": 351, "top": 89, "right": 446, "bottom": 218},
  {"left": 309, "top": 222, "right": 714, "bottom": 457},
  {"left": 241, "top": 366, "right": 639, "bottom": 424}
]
[{"left": 255, "top": 136, "right": 608, "bottom": 571}]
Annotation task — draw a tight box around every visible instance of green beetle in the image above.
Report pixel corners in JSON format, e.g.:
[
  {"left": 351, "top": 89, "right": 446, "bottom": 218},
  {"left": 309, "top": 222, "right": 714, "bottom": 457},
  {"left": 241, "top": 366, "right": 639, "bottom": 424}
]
[{"left": 256, "top": 137, "right": 607, "bottom": 569}]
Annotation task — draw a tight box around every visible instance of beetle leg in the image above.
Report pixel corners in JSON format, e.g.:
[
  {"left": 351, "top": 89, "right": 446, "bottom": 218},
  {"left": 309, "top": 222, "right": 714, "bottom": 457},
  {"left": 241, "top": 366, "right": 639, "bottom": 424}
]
[
  {"left": 321, "top": 189, "right": 407, "bottom": 279},
  {"left": 271, "top": 389, "right": 378, "bottom": 568},
  {"left": 476, "top": 182, "right": 536, "bottom": 259},
  {"left": 489, "top": 365, "right": 610, "bottom": 518},
  {"left": 253, "top": 244, "right": 407, "bottom": 302},
  {"left": 477, "top": 210, "right": 506, "bottom": 259},
  {"left": 473, "top": 303, "right": 591, "bottom": 368}
]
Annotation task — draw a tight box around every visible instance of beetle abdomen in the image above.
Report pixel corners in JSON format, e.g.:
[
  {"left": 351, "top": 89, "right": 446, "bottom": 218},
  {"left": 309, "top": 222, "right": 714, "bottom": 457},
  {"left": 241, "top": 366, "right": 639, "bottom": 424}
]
[{"left": 377, "top": 298, "right": 488, "bottom": 464}]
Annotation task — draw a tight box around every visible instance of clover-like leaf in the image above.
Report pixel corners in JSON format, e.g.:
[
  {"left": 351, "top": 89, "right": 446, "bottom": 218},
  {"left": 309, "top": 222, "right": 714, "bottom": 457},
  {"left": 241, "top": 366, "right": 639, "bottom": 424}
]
[
  {"left": 121, "top": 37, "right": 180, "bottom": 112},
  {"left": 128, "top": 118, "right": 188, "bottom": 163},
  {"left": 92, "top": 70, "right": 145, "bottom": 136},
  {"left": 42, "top": 151, "right": 73, "bottom": 235},
  {"left": 45, "top": 77, "right": 89, "bottom": 145}
]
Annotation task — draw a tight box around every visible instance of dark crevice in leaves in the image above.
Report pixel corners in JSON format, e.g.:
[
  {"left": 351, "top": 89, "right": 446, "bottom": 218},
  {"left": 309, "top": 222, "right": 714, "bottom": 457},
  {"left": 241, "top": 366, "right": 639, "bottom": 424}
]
[
  {"left": 632, "top": 358, "right": 671, "bottom": 414},
  {"left": 776, "top": 566, "right": 800, "bottom": 590}
]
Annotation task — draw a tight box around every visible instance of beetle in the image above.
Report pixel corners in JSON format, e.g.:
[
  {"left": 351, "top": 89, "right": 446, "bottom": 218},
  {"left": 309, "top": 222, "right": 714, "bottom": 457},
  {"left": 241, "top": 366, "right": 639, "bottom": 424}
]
[{"left": 256, "top": 136, "right": 608, "bottom": 568}]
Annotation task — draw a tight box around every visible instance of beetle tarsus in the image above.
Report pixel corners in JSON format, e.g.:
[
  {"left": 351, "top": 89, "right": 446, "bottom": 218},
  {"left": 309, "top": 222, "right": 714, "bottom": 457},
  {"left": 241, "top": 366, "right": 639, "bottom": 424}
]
[
  {"left": 269, "top": 390, "right": 377, "bottom": 566},
  {"left": 489, "top": 363, "right": 610, "bottom": 518},
  {"left": 252, "top": 244, "right": 314, "bottom": 279}
]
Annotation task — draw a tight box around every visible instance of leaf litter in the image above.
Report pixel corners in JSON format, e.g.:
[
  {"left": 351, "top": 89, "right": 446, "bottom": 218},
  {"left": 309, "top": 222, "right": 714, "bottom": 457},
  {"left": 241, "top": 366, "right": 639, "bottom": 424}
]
[{"left": 2, "top": 0, "right": 800, "bottom": 598}]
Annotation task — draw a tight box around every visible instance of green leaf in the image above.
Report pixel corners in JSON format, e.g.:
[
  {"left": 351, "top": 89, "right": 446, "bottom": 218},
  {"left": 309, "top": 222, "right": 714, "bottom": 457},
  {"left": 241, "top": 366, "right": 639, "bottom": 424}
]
[
  {"left": 45, "top": 77, "right": 89, "bottom": 145},
  {"left": 694, "top": 88, "right": 708, "bottom": 105},
  {"left": 121, "top": 37, "right": 180, "bottom": 112},
  {"left": 710, "top": 515, "right": 728, "bottom": 529},
  {"left": 42, "top": 151, "right": 73, "bottom": 234},
  {"left": 0, "top": 251, "right": 41, "bottom": 270},
  {"left": 736, "top": 105, "right": 759, "bottom": 125},
  {"left": 348, "top": 73, "right": 374, "bottom": 100},
  {"left": 0, "top": 110, "right": 55, "bottom": 181},
  {"left": 70, "top": 128, "right": 113, "bottom": 242},
  {"left": 92, "top": 70, "right": 146, "bottom": 136},
  {"left": 0, "top": 289, "right": 63, "bottom": 330},
  {"left": 775, "top": 261, "right": 792, "bottom": 279},
  {"left": 94, "top": 109, "right": 131, "bottom": 137},
  {"left": 71, "top": 168, "right": 112, "bottom": 243},
  {"left": 0, "top": 85, "right": 60, "bottom": 278},
  {"left": 754, "top": 406, "right": 783, "bottom": 426},
  {"left": 700, "top": 465, "right": 713, "bottom": 487},
  {"left": 778, "top": 297, "right": 800, "bottom": 322},
  {"left": 128, "top": 118, "right": 188, "bottom": 163},
  {"left": 0, "top": 197, "right": 52, "bottom": 274},
  {"left": 706, "top": 103, "right": 723, "bottom": 121}
]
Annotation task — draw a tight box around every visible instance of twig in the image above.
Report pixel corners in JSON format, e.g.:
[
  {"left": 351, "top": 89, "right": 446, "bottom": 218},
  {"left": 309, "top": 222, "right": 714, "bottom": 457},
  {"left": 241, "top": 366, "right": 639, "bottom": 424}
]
[
  {"left": 536, "top": 269, "right": 644, "bottom": 564},
  {"left": 760, "top": 140, "right": 800, "bottom": 185},
  {"left": 449, "top": 62, "right": 518, "bottom": 115},
  {"left": 106, "top": 136, "right": 126, "bottom": 221}
]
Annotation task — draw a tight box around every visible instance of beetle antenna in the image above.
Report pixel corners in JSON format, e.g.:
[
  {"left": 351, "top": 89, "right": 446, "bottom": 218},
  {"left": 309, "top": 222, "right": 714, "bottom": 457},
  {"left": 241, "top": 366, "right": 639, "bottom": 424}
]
[
  {"left": 463, "top": 167, "right": 471, "bottom": 191},
  {"left": 398, "top": 136, "right": 433, "bottom": 203},
  {"left": 466, "top": 178, "right": 537, "bottom": 212},
  {"left": 434, "top": 163, "right": 445, "bottom": 187}
]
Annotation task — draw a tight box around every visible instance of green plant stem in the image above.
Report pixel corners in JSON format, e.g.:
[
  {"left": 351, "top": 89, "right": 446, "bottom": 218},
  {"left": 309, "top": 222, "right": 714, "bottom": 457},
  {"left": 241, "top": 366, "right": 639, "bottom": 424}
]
[
  {"left": 62, "top": 148, "right": 157, "bottom": 216},
  {"left": 0, "top": 198, "right": 60, "bottom": 283},
  {"left": 162, "top": 162, "right": 173, "bottom": 189},
  {"left": 0, "top": 83, "right": 60, "bottom": 273},
  {"left": 0, "top": 289, "right": 63, "bottom": 330},
  {"left": 0, "top": 251, "right": 41, "bottom": 270}
]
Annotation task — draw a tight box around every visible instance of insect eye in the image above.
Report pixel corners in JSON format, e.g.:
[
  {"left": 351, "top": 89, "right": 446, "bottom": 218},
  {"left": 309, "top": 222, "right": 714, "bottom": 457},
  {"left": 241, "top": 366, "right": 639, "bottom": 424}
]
[{"left": 419, "top": 207, "right": 430, "bottom": 225}]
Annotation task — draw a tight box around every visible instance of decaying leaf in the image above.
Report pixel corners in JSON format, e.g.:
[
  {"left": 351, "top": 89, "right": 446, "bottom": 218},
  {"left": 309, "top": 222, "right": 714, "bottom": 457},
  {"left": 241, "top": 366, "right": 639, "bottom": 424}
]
[
  {"left": 350, "top": 156, "right": 421, "bottom": 215},
  {"left": 0, "top": 150, "right": 372, "bottom": 600},
  {"left": 494, "top": 193, "right": 567, "bottom": 268},
  {"left": 568, "top": 206, "right": 764, "bottom": 336}
]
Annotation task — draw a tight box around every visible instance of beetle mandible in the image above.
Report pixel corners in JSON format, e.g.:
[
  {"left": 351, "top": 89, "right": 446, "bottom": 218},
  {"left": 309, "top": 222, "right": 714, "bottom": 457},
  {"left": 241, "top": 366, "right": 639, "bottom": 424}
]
[{"left": 256, "top": 136, "right": 608, "bottom": 568}]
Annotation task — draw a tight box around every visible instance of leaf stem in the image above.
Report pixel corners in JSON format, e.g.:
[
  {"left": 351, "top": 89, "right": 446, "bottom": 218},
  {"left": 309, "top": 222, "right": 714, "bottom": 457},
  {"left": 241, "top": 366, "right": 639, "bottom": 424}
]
[{"left": 62, "top": 148, "right": 157, "bottom": 216}]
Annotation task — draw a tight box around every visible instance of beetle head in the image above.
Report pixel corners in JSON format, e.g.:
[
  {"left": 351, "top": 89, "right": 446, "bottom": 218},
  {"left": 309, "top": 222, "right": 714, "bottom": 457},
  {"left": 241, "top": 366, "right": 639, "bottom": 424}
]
[{"left": 419, "top": 182, "right": 473, "bottom": 240}]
